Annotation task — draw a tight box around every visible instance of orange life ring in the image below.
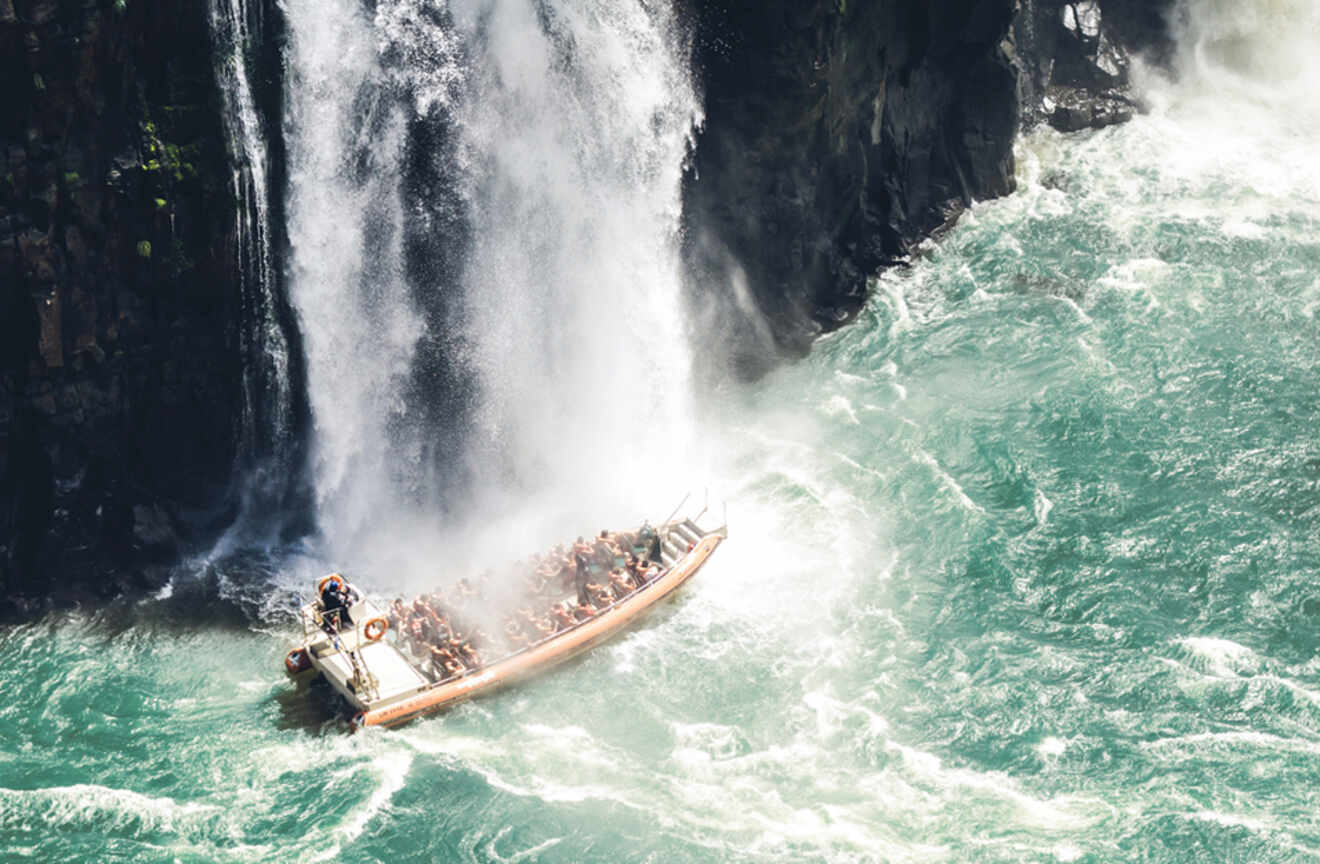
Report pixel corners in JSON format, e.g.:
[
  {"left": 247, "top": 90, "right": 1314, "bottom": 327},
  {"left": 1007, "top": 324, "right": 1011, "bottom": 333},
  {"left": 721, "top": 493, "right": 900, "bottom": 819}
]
[
  {"left": 317, "top": 573, "right": 345, "bottom": 596},
  {"left": 284, "top": 648, "right": 312, "bottom": 676},
  {"left": 363, "top": 617, "right": 388, "bottom": 642}
]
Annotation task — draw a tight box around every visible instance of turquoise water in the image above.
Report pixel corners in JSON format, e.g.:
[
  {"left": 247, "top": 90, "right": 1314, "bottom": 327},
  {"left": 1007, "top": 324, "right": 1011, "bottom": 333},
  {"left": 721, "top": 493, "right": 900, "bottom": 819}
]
[{"left": 6, "top": 93, "right": 1320, "bottom": 862}]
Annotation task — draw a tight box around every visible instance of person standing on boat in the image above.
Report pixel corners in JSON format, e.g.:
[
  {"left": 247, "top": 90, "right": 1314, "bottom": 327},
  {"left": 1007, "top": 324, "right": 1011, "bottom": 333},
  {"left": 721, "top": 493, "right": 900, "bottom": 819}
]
[
  {"left": 574, "top": 548, "right": 591, "bottom": 606},
  {"left": 320, "top": 574, "right": 353, "bottom": 630}
]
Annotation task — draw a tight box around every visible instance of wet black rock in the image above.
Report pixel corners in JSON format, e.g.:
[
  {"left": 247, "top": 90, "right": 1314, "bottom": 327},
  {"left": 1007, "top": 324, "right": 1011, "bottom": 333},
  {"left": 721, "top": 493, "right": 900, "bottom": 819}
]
[
  {"left": 683, "top": 0, "right": 1019, "bottom": 376},
  {"left": 681, "top": 0, "right": 1176, "bottom": 377},
  {"left": 1015, "top": 0, "right": 1174, "bottom": 132},
  {"left": 1046, "top": 84, "right": 1135, "bottom": 132},
  {"left": 0, "top": 0, "right": 242, "bottom": 597}
]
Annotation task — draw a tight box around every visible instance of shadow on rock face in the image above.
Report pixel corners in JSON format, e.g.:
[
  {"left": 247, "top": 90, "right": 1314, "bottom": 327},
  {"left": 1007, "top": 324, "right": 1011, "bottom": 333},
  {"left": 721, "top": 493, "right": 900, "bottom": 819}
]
[{"left": 682, "top": 0, "right": 1019, "bottom": 379}]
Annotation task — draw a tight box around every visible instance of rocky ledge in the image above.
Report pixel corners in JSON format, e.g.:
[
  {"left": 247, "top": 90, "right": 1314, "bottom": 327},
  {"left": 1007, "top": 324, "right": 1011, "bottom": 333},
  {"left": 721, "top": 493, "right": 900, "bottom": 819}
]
[{"left": 1016, "top": 0, "right": 1174, "bottom": 133}]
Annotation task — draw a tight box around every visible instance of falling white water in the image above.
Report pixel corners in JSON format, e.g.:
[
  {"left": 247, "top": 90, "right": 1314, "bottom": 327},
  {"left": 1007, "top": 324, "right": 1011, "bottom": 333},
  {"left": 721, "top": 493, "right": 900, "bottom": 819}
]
[
  {"left": 448, "top": 0, "right": 703, "bottom": 533},
  {"left": 282, "top": 0, "right": 701, "bottom": 574},
  {"left": 208, "top": 0, "right": 294, "bottom": 523},
  {"left": 1133, "top": 0, "right": 1320, "bottom": 202},
  {"left": 1171, "top": 0, "right": 1320, "bottom": 98},
  {"left": 282, "top": 0, "right": 431, "bottom": 557}
]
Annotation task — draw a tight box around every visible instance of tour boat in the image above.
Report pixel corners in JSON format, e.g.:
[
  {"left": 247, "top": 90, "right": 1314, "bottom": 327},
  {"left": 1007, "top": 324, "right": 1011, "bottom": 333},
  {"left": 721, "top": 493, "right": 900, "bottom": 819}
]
[{"left": 283, "top": 512, "right": 727, "bottom": 729}]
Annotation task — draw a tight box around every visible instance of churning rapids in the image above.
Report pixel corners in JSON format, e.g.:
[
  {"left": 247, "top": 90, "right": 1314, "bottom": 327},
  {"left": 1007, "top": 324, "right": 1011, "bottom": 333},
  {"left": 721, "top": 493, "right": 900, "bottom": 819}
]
[{"left": 4, "top": 0, "right": 1320, "bottom": 861}]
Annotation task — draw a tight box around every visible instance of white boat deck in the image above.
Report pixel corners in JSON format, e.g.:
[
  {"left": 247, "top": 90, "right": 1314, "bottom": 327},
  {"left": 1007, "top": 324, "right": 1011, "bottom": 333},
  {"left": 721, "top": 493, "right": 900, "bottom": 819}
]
[
  {"left": 318, "top": 640, "right": 427, "bottom": 704},
  {"left": 300, "top": 597, "right": 429, "bottom": 710}
]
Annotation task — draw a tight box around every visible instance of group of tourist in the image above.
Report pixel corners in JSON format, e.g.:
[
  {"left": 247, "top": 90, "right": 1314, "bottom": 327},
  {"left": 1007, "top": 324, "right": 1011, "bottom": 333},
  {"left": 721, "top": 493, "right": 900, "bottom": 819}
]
[
  {"left": 388, "top": 593, "right": 487, "bottom": 681},
  {"left": 385, "top": 526, "right": 667, "bottom": 682}
]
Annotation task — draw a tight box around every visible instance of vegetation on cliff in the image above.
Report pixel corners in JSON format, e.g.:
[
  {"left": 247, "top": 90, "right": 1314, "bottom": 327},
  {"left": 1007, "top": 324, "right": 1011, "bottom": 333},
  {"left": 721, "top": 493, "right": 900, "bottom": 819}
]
[{"left": 1, "top": 0, "right": 240, "bottom": 600}]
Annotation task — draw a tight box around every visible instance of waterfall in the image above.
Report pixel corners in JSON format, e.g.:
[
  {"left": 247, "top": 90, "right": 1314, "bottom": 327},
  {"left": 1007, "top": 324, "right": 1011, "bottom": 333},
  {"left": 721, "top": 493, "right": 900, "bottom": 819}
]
[
  {"left": 1172, "top": 0, "right": 1320, "bottom": 97},
  {"left": 281, "top": 0, "right": 433, "bottom": 560},
  {"left": 281, "top": 0, "right": 701, "bottom": 571},
  {"left": 1135, "top": 0, "right": 1320, "bottom": 202},
  {"left": 447, "top": 0, "right": 701, "bottom": 525},
  {"left": 208, "top": 0, "right": 296, "bottom": 533}
]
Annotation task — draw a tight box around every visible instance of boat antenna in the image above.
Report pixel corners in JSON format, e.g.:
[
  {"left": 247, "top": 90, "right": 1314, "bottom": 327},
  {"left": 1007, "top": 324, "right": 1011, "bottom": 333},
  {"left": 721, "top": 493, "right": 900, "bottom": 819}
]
[{"left": 660, "top": 492, "right": 690, "bottom": 530}]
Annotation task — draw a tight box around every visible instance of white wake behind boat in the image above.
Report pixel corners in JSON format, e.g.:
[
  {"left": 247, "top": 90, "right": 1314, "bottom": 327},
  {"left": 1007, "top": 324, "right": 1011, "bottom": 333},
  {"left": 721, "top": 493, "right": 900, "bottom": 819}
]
[{"left": 284, "top": 511, "right": 727, "bottom": 729}]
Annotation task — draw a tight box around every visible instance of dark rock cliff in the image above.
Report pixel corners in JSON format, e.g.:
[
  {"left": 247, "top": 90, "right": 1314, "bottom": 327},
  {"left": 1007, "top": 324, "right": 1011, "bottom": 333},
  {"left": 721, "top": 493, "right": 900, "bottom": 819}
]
[
  {"left": 0, "top": 0, "right": 241, "bottom": 599},
  {"left": 0, "top": 0, "right": 1177, "bottom": 603},
  {"left": 681, "top": 0, "right": 1175, "bottom": 376},
  {"left": 1015, "top": 0, "right": 1175, "bottom": 133},
  {"left": 683, "top": 0, "right": 1020, "bottom": 376}
]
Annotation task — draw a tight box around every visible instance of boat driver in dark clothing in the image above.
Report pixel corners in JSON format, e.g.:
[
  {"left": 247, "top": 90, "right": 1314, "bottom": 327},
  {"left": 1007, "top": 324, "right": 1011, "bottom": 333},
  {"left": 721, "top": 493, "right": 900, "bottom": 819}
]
[{"left": 320, "top": 574, "right": 354, "bottom": 631}]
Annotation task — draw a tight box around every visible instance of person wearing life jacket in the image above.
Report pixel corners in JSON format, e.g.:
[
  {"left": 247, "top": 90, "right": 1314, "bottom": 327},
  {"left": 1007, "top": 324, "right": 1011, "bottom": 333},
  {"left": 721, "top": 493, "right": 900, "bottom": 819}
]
[
  {"left": 624, "top": 553, "right": 646, "bottom": 586},
  {"left": 408, "top": 619, "right": 426, "bottom": 655},
  {"left": 458, "top": 641, "right": 482, "bottom": 669},
  {"left": 320, "top": 574, "right": 353, "bottom": 630},
  {"left": 387, "top": 598, "right": 406, "bottom": 631},
  {"left": 591, "top": 530, "right": 616, "bottom": 568},
  {"left": 608, "top": 567, "right": 632, "bottom": 600},
  {"left": 551, "top": 602, "right": 576, "bottom": 631},
  {"left": 507, "top": 626, "right": 530, "bottom": 650}
]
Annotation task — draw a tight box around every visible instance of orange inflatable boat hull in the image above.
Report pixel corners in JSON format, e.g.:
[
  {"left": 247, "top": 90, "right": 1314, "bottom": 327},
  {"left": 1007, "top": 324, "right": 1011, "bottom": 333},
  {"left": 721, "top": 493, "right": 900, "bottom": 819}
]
[{"left": 360, "top": 531, "right": 724, "bottom": 728}]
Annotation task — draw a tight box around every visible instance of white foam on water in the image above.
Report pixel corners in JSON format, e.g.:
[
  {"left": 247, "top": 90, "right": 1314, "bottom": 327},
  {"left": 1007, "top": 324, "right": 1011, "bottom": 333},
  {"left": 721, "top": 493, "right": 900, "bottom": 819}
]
[
  {"left": 1038, "top": 737, "right": 1068, "bottom": 758},
  {"left": 406, "top": 721, "right": 654, "bottom": 808},
  {"left": 0, "top": 783, "right": 277, "bottom": 860},
  {"left": 1299, "top": 277, "right": 1320, "bottom": 319},
  {"left": 823, "top": 395, "right": 861, "bottom": 426},
  {"left": 310, "top": 749, "right": 414, "bottom": 862},
  {"left": 1142, "top": 730, "right": 1320, "bottom": 757},
  {"left": 1033, "top": 489, "right": 1054, "bottom": 526},
  {"left": 1190, "top": 809, "right": 1272, "bottom": 832},
  {"left": 1054, "top": 843, "right": 1084, "bottom": 862},
  {"left": 0, "top": 783, "right": 219, "bottom": 832},
  {"left": 885, "top": 740, "right": 1107, "bottom": 831},
  {"left": 482, "top": 827, "right": 563, "bottom": 863},
  {"left": 1174, "top": 635, "right": 1261, "bottom": 677},
  {"left": 911, "top": 447, "right": 985, "bottom": 515},
  {"left": 881, "top": 275, "right": 915, "bottom": 338},
  {"left": 670, "top": 721, "right": 752, "bottom": 761}
]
